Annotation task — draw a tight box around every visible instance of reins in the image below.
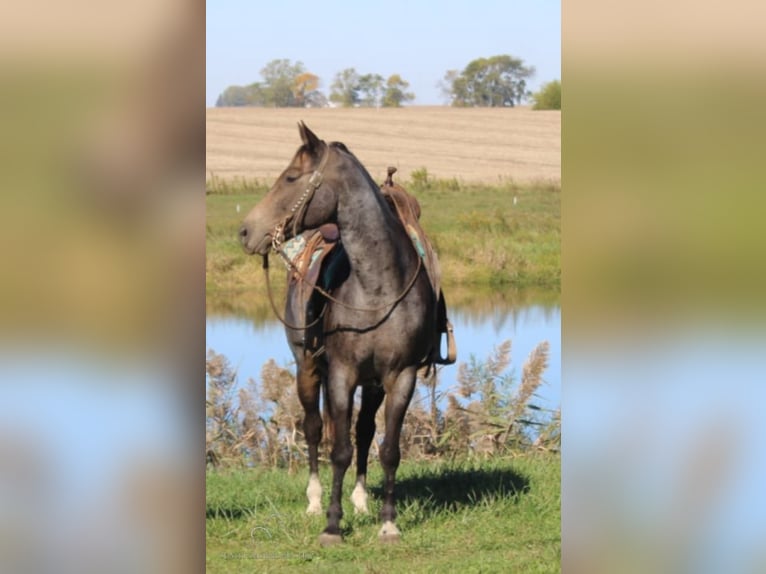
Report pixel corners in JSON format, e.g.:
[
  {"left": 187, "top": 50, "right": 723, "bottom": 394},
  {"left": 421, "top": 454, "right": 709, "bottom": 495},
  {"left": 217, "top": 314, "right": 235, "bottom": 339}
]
[
  {"left": 264, "top": 244, "right": 423, "bottom": 317},
  {"left": 262, "top": 253, "right": 326, "bottom": 331}
]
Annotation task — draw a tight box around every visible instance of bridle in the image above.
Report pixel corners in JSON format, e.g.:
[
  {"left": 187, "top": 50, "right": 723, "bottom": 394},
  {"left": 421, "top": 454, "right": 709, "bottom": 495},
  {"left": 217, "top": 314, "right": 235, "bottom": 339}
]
[{"left": 271, "top": 145, "right": 331, "bottom": 254}]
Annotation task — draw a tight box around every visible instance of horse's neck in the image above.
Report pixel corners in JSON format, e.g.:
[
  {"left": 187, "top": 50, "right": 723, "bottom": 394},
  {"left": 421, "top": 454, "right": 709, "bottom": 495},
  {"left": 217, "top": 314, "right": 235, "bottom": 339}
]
[{"left": 336, "top": 178, "right": 414, "bottom": 292}]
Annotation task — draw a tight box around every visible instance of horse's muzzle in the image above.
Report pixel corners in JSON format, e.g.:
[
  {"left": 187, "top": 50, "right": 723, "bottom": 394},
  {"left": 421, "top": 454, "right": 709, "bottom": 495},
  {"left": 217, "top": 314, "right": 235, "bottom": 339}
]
[
  {"left": 238, "top": 224, "right": 248, "bottom": 241},
  {"left": 239, "top": 224, "right": 270, "bottom": 255}
]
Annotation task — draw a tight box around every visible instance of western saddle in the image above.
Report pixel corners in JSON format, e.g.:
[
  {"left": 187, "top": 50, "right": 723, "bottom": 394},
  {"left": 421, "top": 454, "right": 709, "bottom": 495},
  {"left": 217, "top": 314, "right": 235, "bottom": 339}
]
[{"left": 283, "top": 166, "right": 456, "bottom": 367}]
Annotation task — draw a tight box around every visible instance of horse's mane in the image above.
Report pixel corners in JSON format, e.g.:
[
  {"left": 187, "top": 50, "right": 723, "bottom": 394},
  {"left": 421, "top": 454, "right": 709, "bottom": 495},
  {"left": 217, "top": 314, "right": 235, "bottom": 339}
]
[{"left": 327, "top": 141, "right": 386, "bottom": 199}]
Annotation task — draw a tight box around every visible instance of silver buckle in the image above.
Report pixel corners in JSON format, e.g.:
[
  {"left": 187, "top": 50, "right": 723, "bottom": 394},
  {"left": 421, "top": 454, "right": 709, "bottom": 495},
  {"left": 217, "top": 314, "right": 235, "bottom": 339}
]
[{"left": 308, "top": 170, "right": 323, "bottom": 188}]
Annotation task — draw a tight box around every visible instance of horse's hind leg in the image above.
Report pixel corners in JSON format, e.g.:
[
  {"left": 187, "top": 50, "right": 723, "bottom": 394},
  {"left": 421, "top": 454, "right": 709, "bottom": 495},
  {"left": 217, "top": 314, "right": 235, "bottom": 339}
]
[
  {"left": 351, "top": 384, "right": 385, "bottom": 514},
  {"left": 297, "top": 354, "right": 323, "bottom": 515},
  {"left": 378, "top": 367, "right": 417, "bottom": 543}
]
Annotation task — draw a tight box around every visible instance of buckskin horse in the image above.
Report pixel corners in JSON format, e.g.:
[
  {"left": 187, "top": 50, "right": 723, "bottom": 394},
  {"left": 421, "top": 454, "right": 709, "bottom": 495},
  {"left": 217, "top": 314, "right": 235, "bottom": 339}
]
[{"left": 239, "top": 123, "right": 452, "bottom": 545}]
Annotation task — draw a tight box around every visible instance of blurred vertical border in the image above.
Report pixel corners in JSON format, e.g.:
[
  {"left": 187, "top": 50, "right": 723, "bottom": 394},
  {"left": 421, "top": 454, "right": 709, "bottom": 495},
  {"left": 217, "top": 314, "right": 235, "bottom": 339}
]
[
  {"left": 564, "top": 1, "right": 766, "bottom": 573},
  {"left": 0, "top": 1, "right": 204, "bottom": 572}
]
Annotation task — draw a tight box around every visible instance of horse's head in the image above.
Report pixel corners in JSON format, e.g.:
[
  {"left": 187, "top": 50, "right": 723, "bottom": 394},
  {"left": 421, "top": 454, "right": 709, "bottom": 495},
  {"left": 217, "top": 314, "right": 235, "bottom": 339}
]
[{"left": 239, "top": 122, "right": 339, "bottom": 255}]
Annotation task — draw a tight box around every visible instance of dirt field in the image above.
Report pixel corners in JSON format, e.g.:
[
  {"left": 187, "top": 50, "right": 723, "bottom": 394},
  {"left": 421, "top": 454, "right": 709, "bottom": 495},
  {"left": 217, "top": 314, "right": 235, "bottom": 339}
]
[{"left": 206, "top": 107, "right": 560, "bottom": 183}]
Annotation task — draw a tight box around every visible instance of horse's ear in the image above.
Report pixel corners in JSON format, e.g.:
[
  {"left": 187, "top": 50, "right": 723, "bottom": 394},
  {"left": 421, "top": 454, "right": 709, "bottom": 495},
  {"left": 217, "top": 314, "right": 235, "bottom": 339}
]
[{"left": 298, "top": 121, "right": 321, "bottom": 153}]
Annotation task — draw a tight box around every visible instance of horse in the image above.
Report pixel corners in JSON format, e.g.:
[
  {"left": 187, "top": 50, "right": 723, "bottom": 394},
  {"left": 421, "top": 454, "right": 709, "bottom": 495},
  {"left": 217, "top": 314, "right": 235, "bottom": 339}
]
[{"left": 239, "top": 123, "right": 439, "bottom": 545}]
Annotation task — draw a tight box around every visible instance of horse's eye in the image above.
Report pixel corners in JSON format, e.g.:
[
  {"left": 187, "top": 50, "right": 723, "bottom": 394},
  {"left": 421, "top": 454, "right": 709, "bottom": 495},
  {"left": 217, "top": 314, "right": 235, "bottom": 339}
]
[{"left": 286, "top": 173, "right": 300, "bottom": 183}]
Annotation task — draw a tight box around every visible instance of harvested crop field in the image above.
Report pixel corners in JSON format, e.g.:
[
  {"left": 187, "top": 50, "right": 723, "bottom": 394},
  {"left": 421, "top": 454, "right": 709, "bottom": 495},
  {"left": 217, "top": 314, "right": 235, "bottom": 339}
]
[{"left": 206, "top": 106, "right": 560, "bottom": 183}]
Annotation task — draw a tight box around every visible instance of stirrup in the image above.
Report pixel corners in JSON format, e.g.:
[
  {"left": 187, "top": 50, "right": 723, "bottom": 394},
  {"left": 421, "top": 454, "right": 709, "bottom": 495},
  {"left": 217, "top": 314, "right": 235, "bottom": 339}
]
[{"left": 434, "top": 320, "right": 457, "bottom": 365}]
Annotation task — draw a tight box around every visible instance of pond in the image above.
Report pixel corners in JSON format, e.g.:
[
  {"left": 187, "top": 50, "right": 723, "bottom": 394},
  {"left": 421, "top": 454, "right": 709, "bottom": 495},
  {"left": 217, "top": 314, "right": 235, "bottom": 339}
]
[{"left": 206, "top": 288, "right": 561, "bottom": 411}]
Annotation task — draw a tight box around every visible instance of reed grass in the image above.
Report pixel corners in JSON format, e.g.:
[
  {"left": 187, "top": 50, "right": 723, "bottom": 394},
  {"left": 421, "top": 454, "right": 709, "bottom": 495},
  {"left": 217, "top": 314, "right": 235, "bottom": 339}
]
[{"left": 206, "top": 338, "right": 557, "bottom": 471}]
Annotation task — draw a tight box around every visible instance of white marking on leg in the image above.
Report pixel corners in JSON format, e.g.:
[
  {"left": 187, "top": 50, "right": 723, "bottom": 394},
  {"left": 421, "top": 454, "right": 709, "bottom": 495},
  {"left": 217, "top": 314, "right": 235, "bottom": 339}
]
[
  {"left": 350, "top": 480, "right": 369, "bottom": 514},
  {"left": 306, "top": 473, "right": 322, "bottom": 515},
  {"left": 378, "top": 520, "right": 400, "bottom": 538}
]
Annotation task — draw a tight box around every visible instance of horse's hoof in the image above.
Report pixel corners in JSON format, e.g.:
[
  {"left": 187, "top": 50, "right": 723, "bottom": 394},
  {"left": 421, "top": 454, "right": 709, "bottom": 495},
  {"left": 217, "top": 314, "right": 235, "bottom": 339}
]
[
  {"left": 318, "top": 532, "right": 343, "bottom": 547},
  {"left": 378, "top": 521, "right": 401, "bottom": 543},
  {"left": 379, "top": 532, "right": 401, "bottom": 544},
  {"left": 306, "top": 504, "right": 322, "bottom": 515}
]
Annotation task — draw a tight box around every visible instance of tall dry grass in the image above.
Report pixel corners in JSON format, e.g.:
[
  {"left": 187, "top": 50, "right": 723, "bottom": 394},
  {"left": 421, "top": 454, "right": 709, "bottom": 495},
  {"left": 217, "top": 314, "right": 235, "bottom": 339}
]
[{"left": 205, "top": 341, "right": 558, "bottom": 469}]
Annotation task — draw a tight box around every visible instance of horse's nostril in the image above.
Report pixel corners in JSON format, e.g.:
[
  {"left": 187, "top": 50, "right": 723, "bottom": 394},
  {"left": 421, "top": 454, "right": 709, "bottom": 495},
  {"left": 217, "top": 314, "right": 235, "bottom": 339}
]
[{"left": 239, "top": 225, "right": 248, "bottom": 242}]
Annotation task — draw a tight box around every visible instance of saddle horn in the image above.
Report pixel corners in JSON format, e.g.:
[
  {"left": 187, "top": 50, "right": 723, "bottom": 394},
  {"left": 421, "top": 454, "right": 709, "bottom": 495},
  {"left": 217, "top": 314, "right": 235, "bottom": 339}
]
[{"left": 384, "top": 166, "right": 397, "bottom": 187}]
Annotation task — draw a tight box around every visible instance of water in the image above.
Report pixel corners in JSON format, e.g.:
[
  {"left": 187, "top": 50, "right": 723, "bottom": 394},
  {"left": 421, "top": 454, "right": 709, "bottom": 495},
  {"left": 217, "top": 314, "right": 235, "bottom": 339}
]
[{"left": 206, "top": 291, "right": 561, "bottom": 410}]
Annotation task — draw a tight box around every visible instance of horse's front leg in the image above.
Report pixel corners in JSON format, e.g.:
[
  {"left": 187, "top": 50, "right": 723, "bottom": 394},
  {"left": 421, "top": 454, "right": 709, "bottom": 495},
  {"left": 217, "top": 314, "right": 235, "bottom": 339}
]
[
  {"left": 318, "top": 364, "right": 357, "bottom": 546},
  {"left": 378, "top": 367, "right": 417, "bottom": 543},
  {"left": 296, "top": 353, "right": 323, "bottom": 515},
  {"left": 351, "top": 384, "right": 385, "bottom": 514}
]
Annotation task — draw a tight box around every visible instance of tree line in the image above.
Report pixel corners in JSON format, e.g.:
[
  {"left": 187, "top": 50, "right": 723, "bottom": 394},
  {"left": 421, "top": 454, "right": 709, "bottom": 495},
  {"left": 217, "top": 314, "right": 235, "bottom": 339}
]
[{"left": 216, "top": 55, "right": 560, "bottom": 110}]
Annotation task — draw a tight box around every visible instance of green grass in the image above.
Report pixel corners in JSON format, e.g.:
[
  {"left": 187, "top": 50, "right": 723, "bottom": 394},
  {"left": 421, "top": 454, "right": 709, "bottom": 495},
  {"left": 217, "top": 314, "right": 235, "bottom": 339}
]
[
  {"left": 206, "top": 177, "right": 560, "bottom": 299},
  {"left": 206, "top": 455, "right": 560, "bottom": 573}
]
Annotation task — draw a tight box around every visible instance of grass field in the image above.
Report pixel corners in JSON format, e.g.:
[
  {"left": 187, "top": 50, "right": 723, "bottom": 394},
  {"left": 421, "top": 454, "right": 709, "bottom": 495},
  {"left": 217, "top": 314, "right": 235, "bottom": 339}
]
[
  {"left": 206, "top": 178, "right": 560, "bottom": 307},
  {"left": 206, "top": 455, "right": 560, "bottom": 573},
  {"left": 206, "top": 106, "right": 560, "bottom": 183}
]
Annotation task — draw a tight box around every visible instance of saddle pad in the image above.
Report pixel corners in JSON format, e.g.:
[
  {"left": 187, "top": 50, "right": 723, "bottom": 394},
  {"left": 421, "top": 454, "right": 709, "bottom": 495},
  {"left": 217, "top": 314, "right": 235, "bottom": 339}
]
[
  {"left": 282, "top": 234, "right": 307, "bottom": 263},
  {"left": 283, "top": 232, "right": 326, "bottom": 274},
  {"left": 383, "top": 185, "right": 442, "bottom": 298},
  {"left": 406, "top": 223, "right": 426, "bottom": 259}
]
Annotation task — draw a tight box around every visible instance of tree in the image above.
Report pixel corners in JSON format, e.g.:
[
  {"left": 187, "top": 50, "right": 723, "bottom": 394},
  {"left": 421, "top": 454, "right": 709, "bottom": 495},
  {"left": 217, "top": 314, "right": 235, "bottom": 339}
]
[
  {"left": 438, "top": 69, "right": 460, "bottom": 104},
  {"left": 443, "top": 55, "right": 535, "bottom": 107},
  {"left": 382, "top": 74, "right": 415, "bottom": 107},
  {"left": 303, "top": 90, "right": 328, "bottom": 108},
  {"left": 215, "top": 83, "right": 267, "bottom": 107},
  {"left": 259, "top": 59, "right": 306, "bottom": 107},
  {"left": 215, "top": 59, "right": 325, "bottom": 108},
  {"left": 531, "top": 79, "right": 561, "bottom": 110},
  {"left": 357, "top": 73, "right": 385, "bottom": 107},
  {"left": 329, "top": 68, "right": 360, "bottom": 107},
  {"left": 215, "top": 85, "right": 251, "bottom": 107},
  {"left": 292, "top": 72, "right": 320, "bottom": 107}
]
